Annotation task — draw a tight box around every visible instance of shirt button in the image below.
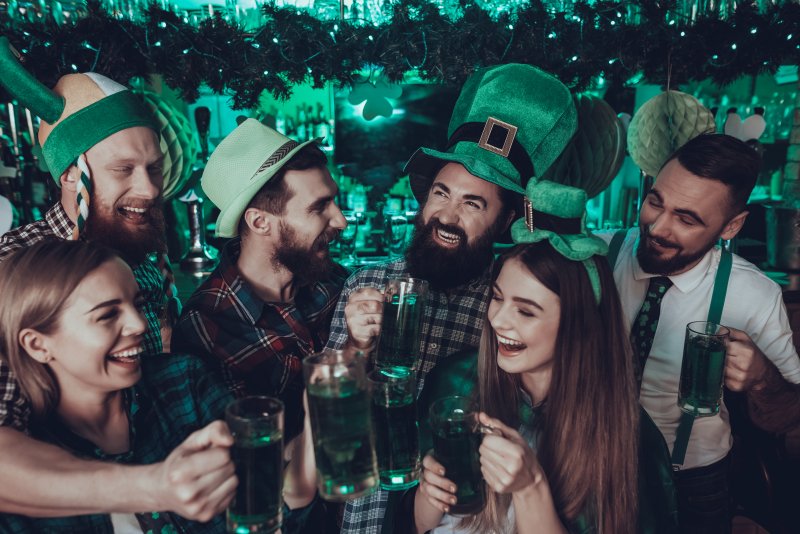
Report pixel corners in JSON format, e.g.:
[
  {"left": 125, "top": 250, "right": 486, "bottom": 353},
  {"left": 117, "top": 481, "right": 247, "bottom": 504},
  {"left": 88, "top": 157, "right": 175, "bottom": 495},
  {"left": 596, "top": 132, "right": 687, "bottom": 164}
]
[{"left": 429, "top": 343, "right": 438, "bottom": 349}]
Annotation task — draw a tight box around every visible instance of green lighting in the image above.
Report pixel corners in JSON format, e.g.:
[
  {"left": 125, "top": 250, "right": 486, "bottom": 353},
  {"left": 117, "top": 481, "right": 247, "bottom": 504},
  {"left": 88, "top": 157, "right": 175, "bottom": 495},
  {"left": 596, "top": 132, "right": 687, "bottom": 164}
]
[
  {"left": 548, "top": 31, "right": 556, "bottom": 39},
  {"left": 731, "top": 43, "right": 737, "bottom": 50},
  {"left": 680, "top": 31, "right": 686, "bottom": 37},
  {"left": 788, "top": 34, "right": 794, "bottom": 40},
  {"left": 751, "top": 28, "right": 758, "bottom": 34},
  {"left": 272, "top": 37, "right": 278, "bottom": 43},
  {"left": 391, "top": 475, "right": 406, "bottom": 484},
  {"left": 159, "top": 21, "right": 166, "bottom": 28}
]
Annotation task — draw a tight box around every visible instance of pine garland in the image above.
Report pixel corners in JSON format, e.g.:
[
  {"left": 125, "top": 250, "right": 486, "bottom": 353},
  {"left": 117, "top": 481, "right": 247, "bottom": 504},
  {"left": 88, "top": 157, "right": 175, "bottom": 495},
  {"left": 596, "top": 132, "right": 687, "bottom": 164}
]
[{"left": 1, "top": 0, "right": 798, "bottom": 109}]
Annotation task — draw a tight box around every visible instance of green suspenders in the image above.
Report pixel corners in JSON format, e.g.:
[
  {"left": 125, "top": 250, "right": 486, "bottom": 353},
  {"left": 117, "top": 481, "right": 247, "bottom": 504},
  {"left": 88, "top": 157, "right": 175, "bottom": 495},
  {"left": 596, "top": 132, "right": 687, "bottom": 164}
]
[
  {"left": 608, "top": 230, "right": 732, "bottom": 468},
  {"left": 671, "top": 248, "right": 731, "bottom": 468}
]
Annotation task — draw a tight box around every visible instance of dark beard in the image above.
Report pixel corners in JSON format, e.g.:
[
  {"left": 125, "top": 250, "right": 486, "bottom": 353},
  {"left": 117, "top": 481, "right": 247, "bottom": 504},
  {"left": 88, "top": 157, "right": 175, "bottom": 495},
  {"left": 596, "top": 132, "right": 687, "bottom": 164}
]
[
  {"left": 405, "top": 214, "right": 499, "bottom": 290},
  {"left": 636, "top": 225, "right": 716, "bottom": 275},
  {"left": 274, "top": 222, "right": 337, "bottom": 286},
  {"left": 82, "top": 198, "right": 167, "bottom": 265}
]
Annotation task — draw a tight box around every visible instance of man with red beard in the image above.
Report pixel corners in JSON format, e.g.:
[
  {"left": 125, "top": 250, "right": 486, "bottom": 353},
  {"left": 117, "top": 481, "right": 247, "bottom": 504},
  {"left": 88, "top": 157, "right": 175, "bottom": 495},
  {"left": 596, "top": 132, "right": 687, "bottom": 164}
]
[
  {"left": 0, "top": 55, "right": 231, "bottom": 522},
  {"left": 326, "top": 64, "right": 579, "bottom": 534},
  {"left": 173, "top": 119, "right": 348, "bottom": 446},
  {"left": 603, "top": 134, "right": 800, "bottom": 533}
]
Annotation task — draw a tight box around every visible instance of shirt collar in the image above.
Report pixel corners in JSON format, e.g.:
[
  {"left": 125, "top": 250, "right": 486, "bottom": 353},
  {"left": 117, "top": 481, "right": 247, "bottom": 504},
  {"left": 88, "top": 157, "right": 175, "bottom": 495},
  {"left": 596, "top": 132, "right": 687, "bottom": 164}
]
[
  {"left": 218, "top": 239, "right": 267, "bottom": 324},
  {"left": 219, "top": 239, "right": 331, "bottom": 324},
  {"left": 45, "top": 202, "right": 76, "bottom": 241},
  {"left": 632, "top": 235, "right": 717, "bottom": 294}
]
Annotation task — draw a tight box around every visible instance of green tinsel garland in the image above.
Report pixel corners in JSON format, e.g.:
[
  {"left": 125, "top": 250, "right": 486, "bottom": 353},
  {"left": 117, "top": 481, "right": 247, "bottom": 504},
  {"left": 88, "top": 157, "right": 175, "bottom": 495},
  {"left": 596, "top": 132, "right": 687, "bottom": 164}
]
[{"left": 1, "top": 0, "right": 798, "bottom": 110}]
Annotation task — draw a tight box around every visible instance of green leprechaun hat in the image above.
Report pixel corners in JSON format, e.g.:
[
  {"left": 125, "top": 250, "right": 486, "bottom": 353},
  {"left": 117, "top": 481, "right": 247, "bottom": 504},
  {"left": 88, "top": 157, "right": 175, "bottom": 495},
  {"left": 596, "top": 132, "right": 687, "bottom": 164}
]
[
  {"left": 404, "top": 64, "right": 578, "bottom": 204},
  {"left": 511, "top": 178, "right": 608, "bottom": 302}
]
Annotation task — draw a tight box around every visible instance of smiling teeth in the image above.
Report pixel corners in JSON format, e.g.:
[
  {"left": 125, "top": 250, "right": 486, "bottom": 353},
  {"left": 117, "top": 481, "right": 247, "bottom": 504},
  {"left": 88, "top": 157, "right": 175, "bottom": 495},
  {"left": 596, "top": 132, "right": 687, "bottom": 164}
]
[
  {"left": 437, "top": 229, "right": 460, "bottom": 244},
  {"left": 497, "top": 335, "right": 526, "bottom": 350},
  {"left": 108, "top": 347, "right": 143, "bottom": 359},
  {"left": 121, "top": 207, "right": 147, "bottom": 213}
]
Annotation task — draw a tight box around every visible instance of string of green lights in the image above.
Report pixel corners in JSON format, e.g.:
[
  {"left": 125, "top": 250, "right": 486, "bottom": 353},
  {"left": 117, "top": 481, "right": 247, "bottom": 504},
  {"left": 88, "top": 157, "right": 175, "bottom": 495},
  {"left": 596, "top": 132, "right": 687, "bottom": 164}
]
[{"left": 1, "top": 0, "right": 798, "bottom": 109}]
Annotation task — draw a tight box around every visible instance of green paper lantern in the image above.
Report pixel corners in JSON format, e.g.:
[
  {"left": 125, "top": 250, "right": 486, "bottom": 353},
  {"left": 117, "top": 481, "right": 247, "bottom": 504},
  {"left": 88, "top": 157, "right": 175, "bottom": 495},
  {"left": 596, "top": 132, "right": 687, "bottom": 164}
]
[
  {"left": 134, "top": 90, "right": 199, "bottom": 200},
  {"left": 541, "top": 94, "right": 626, "bottom": 199},
  {"left": 627, "top": 90, "right": 715, "bottom": 177}
]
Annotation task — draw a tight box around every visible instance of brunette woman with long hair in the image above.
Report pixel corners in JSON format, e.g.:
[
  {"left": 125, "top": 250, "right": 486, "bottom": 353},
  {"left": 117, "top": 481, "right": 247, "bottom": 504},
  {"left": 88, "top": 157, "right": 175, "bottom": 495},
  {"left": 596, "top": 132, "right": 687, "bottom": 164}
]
[{"left": 412, "top": 182, "right": 677, "bottom": 534}]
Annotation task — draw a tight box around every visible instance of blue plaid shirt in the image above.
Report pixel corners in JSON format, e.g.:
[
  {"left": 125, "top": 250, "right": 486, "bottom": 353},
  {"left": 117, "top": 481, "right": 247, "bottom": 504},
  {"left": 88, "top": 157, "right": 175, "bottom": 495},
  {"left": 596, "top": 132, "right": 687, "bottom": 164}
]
[
  {"left": 0, "top": 203, "right": 168, "bottom": 432},
  {"left": 0, "top": 353, "right": 232, "bottom": 533},
  {"left": 325, "top": 258, "right": 493, "bottom": 534}
]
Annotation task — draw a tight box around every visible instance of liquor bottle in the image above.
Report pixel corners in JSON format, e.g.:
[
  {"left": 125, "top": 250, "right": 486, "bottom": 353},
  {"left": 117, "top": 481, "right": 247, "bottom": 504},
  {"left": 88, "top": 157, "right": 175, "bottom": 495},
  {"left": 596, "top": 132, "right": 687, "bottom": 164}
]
[{"left": 296, "top": 105, "right": 307, "bottom": 142}]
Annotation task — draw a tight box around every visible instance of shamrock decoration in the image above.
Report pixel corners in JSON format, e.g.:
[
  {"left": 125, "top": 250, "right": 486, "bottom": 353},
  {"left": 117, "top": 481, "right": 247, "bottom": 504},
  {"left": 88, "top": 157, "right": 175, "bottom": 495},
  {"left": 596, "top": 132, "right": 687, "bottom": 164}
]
[{"left": 348, "top": 79, "right": 403, "bottom": 121}]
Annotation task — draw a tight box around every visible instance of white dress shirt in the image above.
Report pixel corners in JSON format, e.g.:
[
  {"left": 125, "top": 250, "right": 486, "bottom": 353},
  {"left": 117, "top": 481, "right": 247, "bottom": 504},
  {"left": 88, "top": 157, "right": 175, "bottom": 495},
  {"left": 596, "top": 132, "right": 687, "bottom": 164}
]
[{"left": 602, "top": 228, "right": 800, "bottom": 469}]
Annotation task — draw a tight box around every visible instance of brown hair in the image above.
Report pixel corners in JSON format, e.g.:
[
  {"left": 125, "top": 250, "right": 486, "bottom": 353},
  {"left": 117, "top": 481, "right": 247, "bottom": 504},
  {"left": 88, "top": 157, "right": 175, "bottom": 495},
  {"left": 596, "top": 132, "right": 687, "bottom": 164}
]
[
  {"left": 238, "top": 142, "right": 329, "bottom": 236},
  {"left": 463, "top": 242, "right": 639, "bottom": 533},
  {"left": 0, "top": 240, "right": 118, "bottom": 418}
]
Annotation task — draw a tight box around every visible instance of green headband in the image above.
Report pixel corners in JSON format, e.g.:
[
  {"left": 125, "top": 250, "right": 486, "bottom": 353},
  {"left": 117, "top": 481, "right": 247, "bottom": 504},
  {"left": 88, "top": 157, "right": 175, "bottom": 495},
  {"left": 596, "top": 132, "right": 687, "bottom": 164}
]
[
  {"left": 42, "top": 90, "right": 159, "bottom": 180},
  {"left": 510, "top": 179, "right": 608, "bottom": 303}
]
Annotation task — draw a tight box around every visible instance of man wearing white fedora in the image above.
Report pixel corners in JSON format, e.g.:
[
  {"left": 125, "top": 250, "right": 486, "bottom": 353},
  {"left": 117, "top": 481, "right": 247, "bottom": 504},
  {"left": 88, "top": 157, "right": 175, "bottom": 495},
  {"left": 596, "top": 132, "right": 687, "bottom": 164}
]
[{"left": 173, "top": 118, "right": 348, "bottom": 447}]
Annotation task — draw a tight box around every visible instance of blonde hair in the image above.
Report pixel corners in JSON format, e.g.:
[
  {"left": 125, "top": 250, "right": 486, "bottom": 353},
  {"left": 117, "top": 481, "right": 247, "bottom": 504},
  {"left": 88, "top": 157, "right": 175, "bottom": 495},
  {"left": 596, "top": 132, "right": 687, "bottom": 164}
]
[{"left": 0, "top": 241, "right": 118, "bottom": 418}]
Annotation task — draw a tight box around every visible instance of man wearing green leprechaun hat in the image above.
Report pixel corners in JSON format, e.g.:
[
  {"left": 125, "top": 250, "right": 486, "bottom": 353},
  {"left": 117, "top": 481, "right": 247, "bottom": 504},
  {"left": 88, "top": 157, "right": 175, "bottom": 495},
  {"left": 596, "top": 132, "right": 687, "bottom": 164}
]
[
  {"left": 0, "top": 38, "right": 232, "bottom": 521},
  {"left": 324, "top": 63, "right": 578, "bottom": 534}
]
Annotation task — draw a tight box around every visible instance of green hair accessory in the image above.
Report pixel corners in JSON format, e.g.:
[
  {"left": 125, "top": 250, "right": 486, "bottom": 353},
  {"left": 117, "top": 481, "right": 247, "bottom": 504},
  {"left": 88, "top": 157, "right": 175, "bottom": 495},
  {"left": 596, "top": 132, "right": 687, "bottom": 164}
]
[{"left": 510, "top": 179, "right": 608, "bottom": 303}]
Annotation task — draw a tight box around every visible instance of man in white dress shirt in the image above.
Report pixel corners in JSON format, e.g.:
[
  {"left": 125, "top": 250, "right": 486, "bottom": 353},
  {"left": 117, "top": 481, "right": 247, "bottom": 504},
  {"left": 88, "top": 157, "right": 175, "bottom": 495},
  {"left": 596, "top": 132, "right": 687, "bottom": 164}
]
[{"left": 603, "top": 134, "right": 800, "bottom": 534}]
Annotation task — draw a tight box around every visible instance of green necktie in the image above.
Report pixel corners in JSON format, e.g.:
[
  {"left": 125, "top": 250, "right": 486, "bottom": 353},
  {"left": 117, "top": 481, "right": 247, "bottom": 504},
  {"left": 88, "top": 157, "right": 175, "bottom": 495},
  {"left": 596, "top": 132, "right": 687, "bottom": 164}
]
[{"left": 630, "top": 276, "right": 673, "bottom": 385}]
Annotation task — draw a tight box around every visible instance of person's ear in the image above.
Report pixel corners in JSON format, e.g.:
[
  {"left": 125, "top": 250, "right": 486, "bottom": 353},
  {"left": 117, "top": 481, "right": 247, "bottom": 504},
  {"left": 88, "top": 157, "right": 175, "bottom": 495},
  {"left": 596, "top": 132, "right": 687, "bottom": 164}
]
[
  {"left": 18, "top": 328, "right": 54, "bottom": 364},
  {"left": 243, "top": 208, "right": 273, "bottom": 237},
  {"left": 59, "top": 166, "right": 80, "bottom": 193},
  {"left": 720, "top": 210, "right": 748, "bottom": 241}
]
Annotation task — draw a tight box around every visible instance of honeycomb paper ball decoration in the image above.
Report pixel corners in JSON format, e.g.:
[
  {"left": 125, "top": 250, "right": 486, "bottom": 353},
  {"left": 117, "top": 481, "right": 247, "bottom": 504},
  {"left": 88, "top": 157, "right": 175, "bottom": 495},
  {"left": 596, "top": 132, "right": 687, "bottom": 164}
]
[
  {"left": 134, "top": 90, "right": 199, "bottom": 200},
  {"left": 627, "top": 90, "right": 715, "bottom": 177},
  {"left": 541, "top": 94, "right": 626, "bottom": 199}
]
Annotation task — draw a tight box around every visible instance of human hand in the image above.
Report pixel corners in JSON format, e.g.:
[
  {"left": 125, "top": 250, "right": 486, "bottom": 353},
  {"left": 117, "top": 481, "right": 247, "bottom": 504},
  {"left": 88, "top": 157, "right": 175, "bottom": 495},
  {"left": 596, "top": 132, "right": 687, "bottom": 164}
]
[
  {"left": 344, "top": 287, "right": 384, "bottom": 350},
  {"left": 725, "top": 327, "right": 769, "bottom": 392},
  {"left": 418, "top": 452, "right": 458, "bottom": 514},
  {"left": 151, "top": 420, "right": 237, "bottom": 522},
  {"left": 477, "top": 413, "right": 545, "bottom": 495}
]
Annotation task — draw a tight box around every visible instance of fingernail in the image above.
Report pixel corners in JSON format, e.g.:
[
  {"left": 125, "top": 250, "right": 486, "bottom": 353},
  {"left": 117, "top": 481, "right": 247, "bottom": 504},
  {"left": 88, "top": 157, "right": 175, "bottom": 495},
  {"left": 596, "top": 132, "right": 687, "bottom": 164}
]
[
  {"left": 443, "top": 506, "right": 449, "bottom": 513},
  {"left": 450, "top": 485, "right": 456, "bottom": 493},
  {"left": 450, "top": 497, "right": 457, "bottom": 505},
  {"left": 439, "top": 468, "right": 445, "bottom": 476}
]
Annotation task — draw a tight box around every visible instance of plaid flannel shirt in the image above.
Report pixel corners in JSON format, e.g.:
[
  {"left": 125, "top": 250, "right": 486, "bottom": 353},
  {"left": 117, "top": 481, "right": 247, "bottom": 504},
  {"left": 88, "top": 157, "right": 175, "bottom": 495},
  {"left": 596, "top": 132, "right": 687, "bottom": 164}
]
[
  {"left": 0, "top": 353, "right": 232, "bottom": 533},
  {"left": 0, "top": 203, "right": 167, "bottom": 432},
  {"left": 325, "top": 258, "right": 493, "bottom": 534},
  {"left": 172, "top": 238, "right": 347, "bottom": 442}
]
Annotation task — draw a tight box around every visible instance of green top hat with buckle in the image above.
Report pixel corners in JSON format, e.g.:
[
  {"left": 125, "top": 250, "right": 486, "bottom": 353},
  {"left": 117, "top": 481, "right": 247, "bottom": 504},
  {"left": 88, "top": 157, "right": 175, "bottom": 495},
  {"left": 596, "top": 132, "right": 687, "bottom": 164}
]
[{"left": 404, "top": 64, "right": 578, "bottom": 204}]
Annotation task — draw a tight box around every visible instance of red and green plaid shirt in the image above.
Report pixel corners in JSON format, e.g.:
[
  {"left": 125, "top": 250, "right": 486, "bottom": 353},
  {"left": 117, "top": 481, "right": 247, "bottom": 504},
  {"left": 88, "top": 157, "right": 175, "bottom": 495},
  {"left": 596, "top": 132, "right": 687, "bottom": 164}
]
[{"left": 172, "top": 238, "right": 347, "bottom": 441}]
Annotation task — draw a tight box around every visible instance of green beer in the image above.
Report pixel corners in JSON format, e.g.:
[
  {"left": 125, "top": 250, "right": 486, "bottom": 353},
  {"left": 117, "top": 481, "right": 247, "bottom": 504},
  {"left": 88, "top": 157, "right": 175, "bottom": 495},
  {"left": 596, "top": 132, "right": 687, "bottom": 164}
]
[
  {"left": 307, "top": 380, "right": 378, "bottom": 500},
  {"left": 225, "top": 396, "right": 284, "bottom": 534},
  {"left": 377, "top": 293, "right": 423, "bottom": 368},
  {"left": 429, "top": 396, "right": 486, "bottom": 515},
  {"left": 678, "top": 336, "right": 727, "bottom": 415},
  {"left": 228, "top": 435, "right": 283, "bottom": 533},
  {"left": 371, "top": 389, "right": 420, "bottom": 490},
  {"left": 431, "top": 421, "right": 485, "bottom": 515}
]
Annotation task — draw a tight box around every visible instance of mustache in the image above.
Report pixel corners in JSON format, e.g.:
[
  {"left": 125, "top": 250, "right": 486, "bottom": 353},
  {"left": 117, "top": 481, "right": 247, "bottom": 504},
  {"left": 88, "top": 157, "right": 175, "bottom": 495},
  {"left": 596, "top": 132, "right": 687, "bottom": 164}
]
[
  {"left": 428, "top": 218, "right": 467, "bottom": 242},
  {"left": 643, "top": 227, "right": 680, "bottom": 249},
  {"left": 313, "top": 228, "right": 339, "bottom": 251}
]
